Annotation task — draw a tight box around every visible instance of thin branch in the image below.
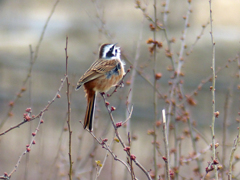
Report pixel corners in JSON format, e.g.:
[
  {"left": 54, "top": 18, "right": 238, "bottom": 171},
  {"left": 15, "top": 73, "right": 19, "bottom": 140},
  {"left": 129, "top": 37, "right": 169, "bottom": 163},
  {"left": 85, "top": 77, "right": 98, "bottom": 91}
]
[
  {"left": 238, "top": 53, "right": 240, "bottom": 78},
  {"left": 6, "top": 113, "right": 44, "bottom": 179},
  {"left": 0, "top": 73, "right": 66, "bottom": 179},
  {"left": 186, "top": 22, "right": 210, "bottom": 56},
  {"left": 24, "top": 44, "right": 34, "bottom": 180},
  {"left": 0, "top": 0, "right": 60, "bottom": 130},
  {"left": 152, "top": 0, "right": 158, "bottom": 179},
  {"left": 162, "top": 109, "right": 170, "bottom": 180},
  {"left": 177, "top": 58, "right": 234, "bottom": 107},
  {"left": 100, "top": 94, "right": 152, "bottom": 180},
  {"left": 107, "top": 69, "right": 130, "bottom": 98},
  {"left": 181, "top": 145, "right": 210, "bottom": 163},
  {"left": 228, "top": 127, "right": 240, "bottom": 180},
  {"left": 65, "top": 36, "right": 73, "bottom": 180},
  {"left": 125, "top": 15, "right": 144, "bottom": 133},
  {"left": 122, "top": 106, "right": 133, "bottom": 126},
  {"left": 0, "top": 76, "right": 67, "bottom": 136},
  {"left": 95, "top": 148, "right": 110, "bottom": 179},
  {"left": 89, "top": 131, "right": 132, "bottom": 174},
  {"left": 209, "top": 0, "right": 218, "bottom": 179},
  {"left": 222, "top": 89, "right": 232, "bottom": 179}
]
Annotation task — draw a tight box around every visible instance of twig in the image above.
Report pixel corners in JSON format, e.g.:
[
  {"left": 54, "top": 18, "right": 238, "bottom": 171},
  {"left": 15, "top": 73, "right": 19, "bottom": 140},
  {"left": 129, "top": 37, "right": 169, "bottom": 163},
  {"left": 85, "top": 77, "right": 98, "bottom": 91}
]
[
  {"left": 162, "top": 109, "right": 170, "bottom": 180},
  {"left": 107, "top": 69, "right": 130, "bottom": 98},
  {"left": 125, "top": 15, "right": 144, "bottom": 133},
  {"left": 65, "top": 36, "right": 73, "bottom": 180},
  {"left": 47, "top": 76, "right": 76, "bottom": 180},
  {"left": 128, "top": 133, "right": 136, "bottom": 180},
  {"left": 181, "top": 145, "right": 210, "bottom": 163},
  {"left": 122, "top": 54, "right": 164, "bottom": 98},
  {"left": 209, "top": 0, "right": 218, "bottom": 179},
  {"left": 0, "top": 74, "right": 66, "bottom": 179},
  {"left": 24, "top": 44, "right": 34, "bottom": 180},
  {"left": 101, "top": 94, "right": 151, "bottom": 180},
  {"left": 47, "top": 115, "right": 66, "bottom": 180},
  {"left": 132, "top": 159, "right": 152, "bottom": 180},
  {"left": 167, "top": 0, "right": 192, "bottom": 137},
  {"left": 222, "top": 89, "right": 232, "bottom": 179},
  {"left": 177, "top": 58, "right": 233, "bottom": 107},
  {"left": 228, "top": 127, "right": 240, "bottom": 180},
  {"left": 186, "top": 21, "right": 210, "bottom": 56},
  {"left": 187, "top": 111, "right": 202, "bottom": 174},
  {"left": 122, "top": 106, "right": 133, "bottom": 126},
  {"left": 92, "top": 1, "right": 164, "bottom": 100},
  {"left": 0, "top": 0, "right": 60, "bottom": 130},
  {"left": 89, "top": 131, "right": 132, "bottom": 174},
  {"left": 95, "top": 147, "right": 110, "bottom": 179},
  {"left": 238, "top": 53, "right": 240, "bottom": 78},
  {"left": 192, "top": 126, "right": 209, "bottom": 146},
  {"left": 162, "top": 0, "right": 175, "bottom": 71},
  {"left": 0, "top": 77, "right": 67, "bottom": 136},
  {"left": 5, "top": 112, "right": 45, "bottom": 179},
  {"left": 152, "top": 0, "right": 158, "bottom": 179}
]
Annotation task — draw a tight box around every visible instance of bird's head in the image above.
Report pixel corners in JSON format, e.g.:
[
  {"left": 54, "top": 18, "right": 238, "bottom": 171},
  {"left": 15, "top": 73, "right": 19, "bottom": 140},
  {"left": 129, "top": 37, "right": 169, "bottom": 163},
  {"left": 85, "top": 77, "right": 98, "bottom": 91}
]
[{"left": 99, "top": 43, "right": 121, "bottom": 60}]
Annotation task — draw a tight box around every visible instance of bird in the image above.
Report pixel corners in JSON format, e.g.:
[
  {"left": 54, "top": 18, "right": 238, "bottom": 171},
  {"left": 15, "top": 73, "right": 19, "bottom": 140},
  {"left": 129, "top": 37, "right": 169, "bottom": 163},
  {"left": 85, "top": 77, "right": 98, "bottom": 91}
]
[{"left": 75, "top": 43, "right": 125, "bottom": 131}]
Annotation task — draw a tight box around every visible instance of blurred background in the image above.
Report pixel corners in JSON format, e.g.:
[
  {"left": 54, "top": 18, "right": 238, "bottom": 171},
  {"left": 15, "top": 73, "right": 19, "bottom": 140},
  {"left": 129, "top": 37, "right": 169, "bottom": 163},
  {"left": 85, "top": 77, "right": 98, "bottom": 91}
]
[{"left": 0, "top": 0, "right": 240, "bottom": 179}]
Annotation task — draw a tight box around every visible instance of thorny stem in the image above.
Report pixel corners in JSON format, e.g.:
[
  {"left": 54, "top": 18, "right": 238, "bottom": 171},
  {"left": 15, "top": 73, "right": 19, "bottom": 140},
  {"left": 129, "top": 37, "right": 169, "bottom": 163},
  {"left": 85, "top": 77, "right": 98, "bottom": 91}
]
[{"left": 209, "top": 0, "right": 218, "bottom": 179}]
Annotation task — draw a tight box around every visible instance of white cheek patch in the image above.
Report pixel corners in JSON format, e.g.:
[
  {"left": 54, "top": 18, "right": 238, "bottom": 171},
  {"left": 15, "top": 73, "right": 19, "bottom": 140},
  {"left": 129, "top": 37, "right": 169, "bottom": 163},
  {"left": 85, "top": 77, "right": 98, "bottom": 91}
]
[{"left": 115, "top": 47, "right": 121, "bottom": 59}]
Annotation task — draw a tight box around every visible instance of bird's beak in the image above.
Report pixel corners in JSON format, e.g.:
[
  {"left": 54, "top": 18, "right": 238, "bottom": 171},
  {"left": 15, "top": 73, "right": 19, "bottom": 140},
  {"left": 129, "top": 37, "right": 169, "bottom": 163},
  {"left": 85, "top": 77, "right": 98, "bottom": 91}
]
[{"left": 113, "top": 43, "right": 118, "bottom": 47}]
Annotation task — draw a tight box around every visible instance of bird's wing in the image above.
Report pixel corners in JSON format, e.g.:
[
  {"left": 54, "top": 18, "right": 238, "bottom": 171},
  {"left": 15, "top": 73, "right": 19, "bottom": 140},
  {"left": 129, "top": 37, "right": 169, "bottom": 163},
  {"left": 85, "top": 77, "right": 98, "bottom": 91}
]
[
  {"left": 75, "top": 59, "right": 118, "bottom": 90},
  {"left": 92, "top": 59, "right": 118, "bottom": 73}
]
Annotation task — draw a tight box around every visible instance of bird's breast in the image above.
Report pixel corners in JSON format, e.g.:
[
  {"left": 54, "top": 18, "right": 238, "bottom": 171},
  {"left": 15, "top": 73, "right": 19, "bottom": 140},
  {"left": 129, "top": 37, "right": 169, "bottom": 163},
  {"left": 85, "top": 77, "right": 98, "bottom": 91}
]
[{"left": 93, "top": 61, "right": 125, "bottom": 92}]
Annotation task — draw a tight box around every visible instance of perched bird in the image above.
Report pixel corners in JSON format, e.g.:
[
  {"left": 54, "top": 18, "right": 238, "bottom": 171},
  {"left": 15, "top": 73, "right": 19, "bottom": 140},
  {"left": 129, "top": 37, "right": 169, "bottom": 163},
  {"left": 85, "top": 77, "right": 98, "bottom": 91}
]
[{"left": 75, "top": 43, "right": 125, "bottom": 131}]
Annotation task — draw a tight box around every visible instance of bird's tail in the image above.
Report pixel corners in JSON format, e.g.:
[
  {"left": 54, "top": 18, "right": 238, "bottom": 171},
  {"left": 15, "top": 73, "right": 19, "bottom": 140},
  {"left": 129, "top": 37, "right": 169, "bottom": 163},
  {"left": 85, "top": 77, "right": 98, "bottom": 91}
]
[{"left": 84, "top": 90, "right": 96, "bottom": 131}]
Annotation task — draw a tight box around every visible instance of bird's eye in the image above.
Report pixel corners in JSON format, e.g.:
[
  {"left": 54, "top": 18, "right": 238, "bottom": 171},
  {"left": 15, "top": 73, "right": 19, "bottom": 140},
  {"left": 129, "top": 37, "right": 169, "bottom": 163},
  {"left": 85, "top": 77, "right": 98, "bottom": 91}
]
[{"left": 115, "top": 49, "right": 118, "bottom": 53}]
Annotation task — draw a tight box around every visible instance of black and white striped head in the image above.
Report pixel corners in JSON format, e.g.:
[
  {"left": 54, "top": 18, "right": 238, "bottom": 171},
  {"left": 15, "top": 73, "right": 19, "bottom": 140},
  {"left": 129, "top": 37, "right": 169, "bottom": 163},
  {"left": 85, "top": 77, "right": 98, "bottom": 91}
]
[{"left": 99, "top": 43, "right": 121, "bottom": 60}]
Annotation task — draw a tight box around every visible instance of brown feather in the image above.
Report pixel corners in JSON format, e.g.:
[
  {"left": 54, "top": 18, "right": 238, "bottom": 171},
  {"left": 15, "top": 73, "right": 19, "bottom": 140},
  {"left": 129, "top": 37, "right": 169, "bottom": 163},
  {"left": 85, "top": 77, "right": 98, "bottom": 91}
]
[
  {"left": 76, "top": 59, "right": 118, "bottom": 88},
  {"left": 83, "top": 87, "right": 96, "bottom": 131}
]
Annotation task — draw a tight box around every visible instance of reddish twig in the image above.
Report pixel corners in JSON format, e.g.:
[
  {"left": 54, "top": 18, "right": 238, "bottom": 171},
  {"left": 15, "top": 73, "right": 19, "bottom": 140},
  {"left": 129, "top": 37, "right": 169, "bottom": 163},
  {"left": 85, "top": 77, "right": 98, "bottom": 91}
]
[
  {"left": 0, "top": 0, "right": 60, "bottom": 130},
  {"left": 0, "top": 75, "right": 65, "bottom": 179},
  {"left": 0, "top": 76, "right": 66, "bottom": 137},
  {"left": 4, "top": 112, "right": 45, "bottom": 179},
  {"left": 101, "top": 93, "right": 152, "bottom": 180}
]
